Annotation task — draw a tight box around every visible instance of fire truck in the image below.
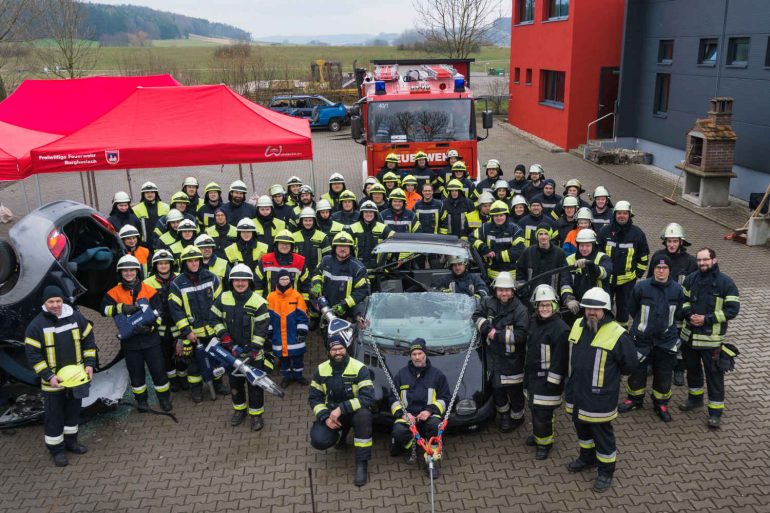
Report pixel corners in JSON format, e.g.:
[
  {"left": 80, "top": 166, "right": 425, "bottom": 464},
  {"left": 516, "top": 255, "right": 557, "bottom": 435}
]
[{"left": 351, "top": 59, "right": 492, "bottom": 184}]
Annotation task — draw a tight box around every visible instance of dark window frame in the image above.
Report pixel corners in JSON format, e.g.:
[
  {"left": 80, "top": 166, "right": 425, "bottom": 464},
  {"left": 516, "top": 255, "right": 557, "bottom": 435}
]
[
  {"left": 547, "top": 0, "right": 569, "bottom": 19},
  {"left": 698, "top": 38, "right": 718, "bottom": 66},
  {"left": 653, "top": 73, "right": 671, "bottom": 117},
  {"left": 513, "top": 67, "right": 521, "bottom": 84},
  {"left": 540, "top": 69, "right": 565, "bottom": 108},
  {"left": 726, "top": 36, "right": 750, "bottom": 67},
  {"left": 766, "top": 36, "right": 770, "bottom": 68},
  {"left": 525, "top": 68, "right": 533, "bottom": 86},
  {"left": 657, "top": 39, "right": 674, "bottom": 65},
  {"left": 517, "top": 0, "right": 535, "bottom": 24}
]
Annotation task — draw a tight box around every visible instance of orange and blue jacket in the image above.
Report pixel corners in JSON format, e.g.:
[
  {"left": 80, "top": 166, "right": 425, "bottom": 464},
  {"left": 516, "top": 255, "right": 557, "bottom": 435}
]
[{"left": 267, "top": 288, "right": 309, "bottom": 357}]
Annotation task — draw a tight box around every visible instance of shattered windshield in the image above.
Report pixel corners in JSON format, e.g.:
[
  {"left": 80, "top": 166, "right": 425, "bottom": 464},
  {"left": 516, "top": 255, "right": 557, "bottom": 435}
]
[
  {"left": 368, "top": 99, "right": 474, "bottom": 143},
  {"left": 365, "top": 292, "right": 475, "bottom": 348}
]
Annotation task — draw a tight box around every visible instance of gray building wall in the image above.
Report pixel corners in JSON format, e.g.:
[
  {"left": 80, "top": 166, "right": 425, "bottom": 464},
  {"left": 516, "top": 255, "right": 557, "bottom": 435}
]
[{"left": 617, "top": 0, "right": 770, "bottom": 200}]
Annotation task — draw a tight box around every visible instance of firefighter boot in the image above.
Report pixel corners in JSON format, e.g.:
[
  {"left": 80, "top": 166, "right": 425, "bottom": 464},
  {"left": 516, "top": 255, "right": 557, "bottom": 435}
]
[
  {"left": 231, "top": 410, "right": 247, "bottom": 426},
  {"left": 52, "top": 452, "right": 69, "bottom": 467},
  {"left": 169, "top": 376, "right": 181, "bottom": 393},
  {"left": 213, "top": 377, "right": 229, "bottom": 396},
  {"left": 655, "top": 404, "right": 672, "bottom": 422},
  {"left": 497, "top": 414, "right": 513, "bottom": 433},
  {"left": 250, "top": 416, "right": 264, "bottom": 432},
  {"left": 354, "top": 461, "right": 368, "bottom": 487},
  {"left": 535, "top": 445, "right": 551, "bottom": 460},
  {"left": 525, "top": 435, "right": 536, "bottom": 447},
  {"left": 178, "top": 376, "right": 190, "bottom": 391},
  {"left": 65, "top": 437, "right": 88, "bottom": 455},
  {"left": 567, "top": 458, "right": 596, "bottom": 473},
  {"left": 707, "top": 415, "right": 721, "bottom": 429},
  {"left": 673, "top": 370, "right": 685, "bottom": 387},
  {"left": 159, "top": 396, "right": 173, "bottom": 412},
  {"left": 136, "top": 398, "right": 149, "bottom": 413},
  {"left": 618, "top": 398, "right": 643, "bottom": 413},
  {"left": 593, "top": 474, "right": 613, "bottom": 493},
  {"left": 678, "top": 395, "right": 704, "bottom": 412},
  {"left": 191, "top": 385, "right": 203, "bottom": 404}
]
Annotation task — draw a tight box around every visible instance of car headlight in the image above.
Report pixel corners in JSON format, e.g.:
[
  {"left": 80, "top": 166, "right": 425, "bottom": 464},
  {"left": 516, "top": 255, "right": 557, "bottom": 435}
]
[{"left": 455, "top": 399, "right": 477, "bottom": 416}]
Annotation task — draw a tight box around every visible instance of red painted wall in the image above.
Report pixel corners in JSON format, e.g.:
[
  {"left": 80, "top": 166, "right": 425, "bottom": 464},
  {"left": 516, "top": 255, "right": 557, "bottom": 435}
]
[{"left": 508, "top": 0, "right": 625, "bottom": 150}]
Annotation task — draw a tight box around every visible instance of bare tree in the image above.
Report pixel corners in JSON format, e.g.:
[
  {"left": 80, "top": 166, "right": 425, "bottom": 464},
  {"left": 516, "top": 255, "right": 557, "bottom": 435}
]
[
  {"left": 413, "top": 0, "right": 501, "bottom": 59},
  {"left": 34, "top": 0, "right": 99, "bottom": 78},
  {"left": 0, "top": 0, "right": 31, "bottom": 99},
  {"left": 486, "top": 76, "right": 509, "bottom": 114}
]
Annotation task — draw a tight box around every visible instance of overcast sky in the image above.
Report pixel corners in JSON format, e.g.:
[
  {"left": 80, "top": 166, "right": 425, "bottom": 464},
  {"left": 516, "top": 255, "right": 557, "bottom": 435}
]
[{"left": 90, "top": 0, "right": 420, "bottom": 37}]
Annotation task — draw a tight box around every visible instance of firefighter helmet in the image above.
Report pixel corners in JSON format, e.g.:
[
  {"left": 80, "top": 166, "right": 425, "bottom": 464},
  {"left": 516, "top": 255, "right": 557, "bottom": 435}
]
[
  {"left": 177, "top": 219, "right": 197, "bottom": 232},
  {"left": 529, "top": 164, "right": 544, "bottom": 177},
  {"left": 662, "top": 222, "right": 685, "bottom": 240},
  {"left": 563, "top": 178, "right": 585, "bottom": 195},
  {"left": 445, "top": 179, "right": 463, "bottom": 192},
  {"left": 229, "top": 180, "right": 248, "bottom": 194},
  {"left": 299, "top": 185, "right": 314, "bottom": 196},
  {"left": 269, "top": 184, "right": 286, "bottom": 196},
  {"left": 140, "top": 181, "right": 158, "bottom": 193},
  {"left": 299, "top": 207, "right": 316, "bottom": 219},
  {"left": 194, "top": 234, "right": 216, "bottom": 248},
  {"left": 593, "top": 185, "right": 611, "bottom": 198},
  {"left": 256, "top": 195, "right": 273, "bottom": 208},
  {"left": 562, "top": 196, "right": 580, "bottom": 209},
  {"left": 485, "top": 159, "right": 501, "bottom": 170},
  {"left": 580, "top": 287, "right": 612, "bottom": 310},
  {"left": 117, "top": 254, "right": 141, "bottom": 271},
  {"left": 287, "top": 176, "right": 303, "bottom": 186},
  {"left": 359, "top": 200, "right": 379, "bottom": 213},
  {"left": 451, "top": 161, "right": 467, "bottom": 173},
  {"left": 112, "top": 191, "right": 131, "bottom": 204},
  {"left": 369, "top": 182, "right": 386, "bottom": 195},
  {"left": 492, "top": 272, "right": 516, "bottom": 289},
  {"left": 575, "top": 229, "right": 597, "bottom": 244},
  {"left": 477, "top": 192, "right": 495, "bottom": 204},
  {"left": 151, "top": 249, "right": 174, "bottom": 266},
  {"left": 447, "top": 149, "right": 461, "bottom": 159},
  {"left": 493, "top": 179, "right": 510, "bottom": 191},
  {"left": 180, "top": 245, "right": 203, "bottom": 262},
  {"left": 414, "top": 150, "right": 428, "bottom": 161},
  {"left": 339, "top": 190, "right": 357, "bottom": 202},
  {"left": 382, "top": 171, "right": 400, "bottom": 184},
  {"left": 204, "top": 182, "right": 221, "bottom": 194},
  {"left": 236, "top": 218, "right": 257, "bottom": 232},
  {"left": 274, "top": 229, "right": 295, "bottom": 245},
  {"left": 316, "top": 199, "right": 332, "bottom": 211},
  {"left": 57, "top": 364, "right": 91, "bottom": 398},
  {"left": 401, "top": 175, "right": 418, "bottom": 187},
  {"left": 229, "top": 263, "right": 254, "bottom": 281},
  {"left": 532, "top": 283, "right": 558, "bottom": 304},
  {"left": 118, "top": 225, "right": 140, "bottom": 240},
  {"left": 614, "top": 200, "right": 633, "bottom": 214},
  {"left": 170, "top": 191, "right": 190, "bottom": 205},
  {"left": 511, "top": 195, "right": 528, "bottom": 208},
  {"left": 183, "top": 177, "right": 199, "bottom": 188},
  {"left": 389, "top": 188, "right": 407, "bottom": 202},
  {"left": 447, "top": 255, "right": 467, "bottom": 266},
  {"left": 364, "top": 176, "right": 377, "bottom": 188},
  {"left": 332, "top": 232, "right": 355, "bottom": 247},
  {"left": 165, "top": 209, "right": 184, "bottom": 223},
  {"left": 576, "top": 207, "right": 594, "bottom": 221},
  {"left": 385, "top": 153, "right": 399, "bottom": 164},
  {"left": 489, "top": 200, "right": 510, "bottom": 216},
  {"left": 328, "top": 173, "right": 346, "bottom": 184}
]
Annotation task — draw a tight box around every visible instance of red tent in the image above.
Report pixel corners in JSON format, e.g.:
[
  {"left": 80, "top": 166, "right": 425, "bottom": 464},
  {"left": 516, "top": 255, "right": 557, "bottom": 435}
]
[
  {"left": 31, "top": 85, "right": 313, "bottom": 174},
  {"left": 0, "top": 121, "right": 61, "bottom": 180}
]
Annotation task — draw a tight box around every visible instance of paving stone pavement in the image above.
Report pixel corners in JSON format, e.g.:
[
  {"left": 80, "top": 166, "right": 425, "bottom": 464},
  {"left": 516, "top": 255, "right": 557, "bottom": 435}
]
[{"left": 2, "top": 122, "right": 770, "bottom": 513}]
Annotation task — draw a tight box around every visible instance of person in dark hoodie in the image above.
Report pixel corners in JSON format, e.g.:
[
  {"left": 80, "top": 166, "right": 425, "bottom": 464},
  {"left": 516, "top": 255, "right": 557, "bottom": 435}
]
[
  {"left": 132, "top": 181, "right": 169, "bottom": 247},
  {"left": 108, "top": 191, "right": 141, "bottom": 233},
  {"left": 205, "top": 208, "right": 237, "bottom": 258},
  {"left": 331, "top": 190, "right": 360, "bottom": 229},
  {"left": 181, "top": 177, "right": 204, "bottom": 217},
  {"left": 221, "top": 180, "right": 257, "bottom": 222},
  {"left": 254, "top": 195, "right": 287, "bottom": 252},
  {"left": 508, "top": 164, "right": 528, "bottom": 196},
  {"left": 531, "top": 179, "right": 562, "bottom": 218},
  {"left": 197, "top": 182, "right": 224, "bottom": 229},
  {"left": 522, "top": 164, "right": 545, "bottom": 201},
  {"left": 441, "top": 179, "right": 475, "bottom": 237},
  {"left": 269, "top": 184, "right": 297, "bottom": 225}
]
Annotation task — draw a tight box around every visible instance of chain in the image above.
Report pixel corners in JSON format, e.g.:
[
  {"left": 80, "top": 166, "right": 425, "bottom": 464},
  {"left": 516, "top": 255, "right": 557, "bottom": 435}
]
[{"left": 441, "top": 328, "right": 478, "bottom": 425}]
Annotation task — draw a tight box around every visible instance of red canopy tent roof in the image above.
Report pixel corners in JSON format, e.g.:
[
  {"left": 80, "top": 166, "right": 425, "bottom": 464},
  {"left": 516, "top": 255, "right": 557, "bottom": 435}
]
[
  {"left": 31, "top": 85, "right": 313, "bottom": 174},
  {"left": 0, "top": 121, "right": 62, "bottom": 180}
]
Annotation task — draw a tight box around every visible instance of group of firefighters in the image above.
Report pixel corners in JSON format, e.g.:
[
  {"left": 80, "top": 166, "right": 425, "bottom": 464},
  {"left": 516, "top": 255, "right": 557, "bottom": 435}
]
[{"left": 23, "top": 152, "right": 740, "bottom": 493}]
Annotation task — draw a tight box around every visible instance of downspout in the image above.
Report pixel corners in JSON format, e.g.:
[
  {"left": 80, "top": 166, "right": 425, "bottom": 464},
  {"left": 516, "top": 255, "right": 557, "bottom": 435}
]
[
  {"left": 616, "top": 0, "right": 631, "bottom": 142},
  {"left": 715, "top": 0, "right": 729, "bottom": 96}
]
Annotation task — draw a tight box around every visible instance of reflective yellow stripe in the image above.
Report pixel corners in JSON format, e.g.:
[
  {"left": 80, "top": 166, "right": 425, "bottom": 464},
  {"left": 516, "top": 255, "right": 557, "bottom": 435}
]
[
  {"left": 82, "top": 323, "right": 93, "bottom": 339},
  {"left": 349, "top": 398, "right": 361, "bottom": 411},
  {"left": 313, "top": 404, "right": 329, "bottom": 416},
  {"left": 33, "top": 361, "right": 48, "bottom": 373},
  {"left": 24, "top": 337, "right": 41, "bottom": 348}
]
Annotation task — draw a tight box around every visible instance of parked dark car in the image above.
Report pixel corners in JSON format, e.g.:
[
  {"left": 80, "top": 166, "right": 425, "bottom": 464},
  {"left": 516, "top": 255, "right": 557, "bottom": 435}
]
[{"left": 350, "top": 233, "right": 494, "bottom": 432}]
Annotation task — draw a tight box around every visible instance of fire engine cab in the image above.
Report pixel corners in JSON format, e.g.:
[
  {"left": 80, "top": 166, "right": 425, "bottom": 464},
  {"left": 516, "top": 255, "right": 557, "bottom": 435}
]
[{"left": 351, "top": 59, "right": 493, "bottom": 184}]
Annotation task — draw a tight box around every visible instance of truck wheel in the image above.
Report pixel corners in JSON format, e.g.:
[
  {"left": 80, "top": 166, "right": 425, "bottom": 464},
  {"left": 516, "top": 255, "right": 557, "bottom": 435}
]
[
  {"left": 0, "top": 240, "right": 17, "bottom": 284},
  {"left": 328, "top": 118, "right": 342, "bottom": 132}
]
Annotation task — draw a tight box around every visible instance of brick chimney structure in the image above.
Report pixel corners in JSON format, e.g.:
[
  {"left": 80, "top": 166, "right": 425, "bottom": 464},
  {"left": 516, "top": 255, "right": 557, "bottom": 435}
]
[{"left": 677, "top": 97, "right": 737, "bottom": 207}]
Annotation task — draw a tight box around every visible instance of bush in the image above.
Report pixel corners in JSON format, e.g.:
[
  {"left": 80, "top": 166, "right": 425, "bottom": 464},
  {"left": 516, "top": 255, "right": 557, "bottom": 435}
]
[{"left": 214, "top": 43, "right": 252, "bottom": 59}]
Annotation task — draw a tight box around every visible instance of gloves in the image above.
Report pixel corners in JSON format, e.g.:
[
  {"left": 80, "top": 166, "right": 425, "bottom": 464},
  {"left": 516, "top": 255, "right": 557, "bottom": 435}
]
[
  {"left": 181, "top": 341, "right": 193, "bottom": 358},
  {"left": 332, "top": 304, "right": 346, "bottom": 316},
  {"left": 297, "top": 334, "right": 307, "bottom": 345},
  {"left": 574, "top": 259, "right": 588, "bottom": 269},
  {"left": 310, "top": 283, "right": 323, "bottom": 297},
  {"left": 221, "top": 334, "right": 233, "bottom": 348},
  {"left": 122, "top": 304, "right": 140, "bottom": 315},
  {"left": 566, "top": 299, "right": 581, "bottom": 315}
]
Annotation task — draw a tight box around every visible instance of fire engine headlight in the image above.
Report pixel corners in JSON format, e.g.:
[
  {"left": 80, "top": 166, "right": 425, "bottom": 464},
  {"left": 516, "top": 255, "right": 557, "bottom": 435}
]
[{"left": 455, "top": 399, "right": 477, "bottom": 416}]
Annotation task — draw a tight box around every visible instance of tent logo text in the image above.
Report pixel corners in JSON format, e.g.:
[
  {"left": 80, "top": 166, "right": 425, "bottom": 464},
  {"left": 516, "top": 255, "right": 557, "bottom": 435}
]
[
  {"left": 265, "top": 145, "right": 283, "bottom": 158},
  {"left": 105, "top": 150, "right": 120, "bottom": 165}
]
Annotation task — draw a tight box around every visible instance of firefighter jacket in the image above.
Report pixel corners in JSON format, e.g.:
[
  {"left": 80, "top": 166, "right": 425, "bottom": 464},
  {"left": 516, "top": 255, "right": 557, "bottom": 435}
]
[
  {"left": 551, "top": 197, "right": 590, "bottom": 220},
  {"left": 381, "top": 208, "right": 420, "bottom": 234},
  {"left": 508, "top": 178, "right": 528, "bottom": 197},
  {"left": 272, "top": 202, "right": 296, "bottom": 225},
  {"left": 203, "top": 255, "right": 230, "bottom": 284},
  {"left": 331, "top": 209, "right": 360, "bottom": 230},
  {"left": 566, "top": 250, "right": 613, "bottom": 300},
  {"left": 441, "top": 195, "right": 474, "bottom": 237},
  {"left": 224, "top": 238, "right": 269, "bottom": 270},
  {"left": 309, "top": 355, "right": 375, "bottom": 422},
  {"left": 102, "top": 281, "right": 163, "bottom": 351},
  {"left": 565, "top": 316, "right": 638, "bottom": 423},
  {"left": 411, "top": 165, "right": 441, "bottom": 191},
  {"left": 431, "top": 271, "right": 489, "bottom": 300},
  {"left": 462, "top": 208, "right": 489, "bottom": 239},
  {"left": 474, "top": 177, "right": 499, "bottom": 198},
  {"left": 321, "top": 188, "right": 345, "bottom": 212},
  {"left": 221, "top": 200, "right": 256, "bottom": 224},
  {"left": 515, "top": 243, "right": 573, "bottom": 300},
  {"left": 184, "top": 193, "right": 204, "bottom": 217},
  {"left": 680, "top": 264, "right": 740, "bottom": 349},
  {"left": 168, "top": 269, "right": 222, "bottom": 338},
  {"left": 517, "top": 213, "right": 557, "bottom": 247},
  {"left": 413, "top": 198, "right": 448, "bottom": 235},
  {"left": 25, "top": 304, "right": 97, "bottom": 392},
  {"left": 530, "top": 192, "right": 562, "bottom": 217},
  {"left": 347, "top": 219, "right": 393, "bottom": 269},
  {"left": 126, "top": 245, "right": 150, "bottom": 278},
  {"left": 522, "top": 181, "right": 544, "bottom": 201},
  {"left": 472, "top": 295, "right": 529, "bottom": 387},
  {"left": 255, "top": 251, "right": 310, "bottom": 298},
  {"left": 628, "top": 277, "right": 684, "bottom": 354},
  {"left": 197, "top": 200, "right": 224, "bottom": 228},
  {"left": 168, "top": 238, "right": 197, "bottom": 266},
  {"left": 315, "top": 215, "right": 345, "bottom": 237},
  {"left": 647, "top": 248, "right": 696, "bottom": 284},
  {"left": 404, "top": 190, "right": 422, "bottom": 211},
  {"left": 206, "top": 223, "right": 237, "bottom": 257},
  {"left": 107, "top": 206, "right": 141, "bottom": 234},
  {"left": 312, "top": 255, "right": 370, "bottom": 318},
  {"left": 442, "top": 177, "right": 475, "bottom": 200},
  {"left": 211, "top": 289, "right": 269, "bottom": 355},
  {"left": 154, "top": 227, "right": 178, "bottom": 251},
  {"left": 144, "top": 273, "right": 178, "bottom": 339},
  {"left": 554, "top": 215, "right": 576, "bottom": 246},
  {"left": 132, "top": 199, "right": 169, "bottom": 245},
  {"left": 255, "top": 214, "right": 286, "bottom": 252},
  {"left": 470, "top": 221, "right": 526, "bottom": 277},
  {"left": 389, "top": 359, "right": 451, "bottom": 418},
  {"left": 154, "top": 212, "right": 197, "bottom": 239},
  {"left": 591, "top": 207, "right": 613, "bottom": 231},
  {"left": 294, "top": 227, "right": 330, "bottom": 272},
  {"left": 267, "top": 288, "right": 309, "bottom": 357},
  {"left": 525, "top": 312, "right": 570, "bottom": 408},
  {"left": 597, "top": 219, "right": 650, "bottom": 286}
]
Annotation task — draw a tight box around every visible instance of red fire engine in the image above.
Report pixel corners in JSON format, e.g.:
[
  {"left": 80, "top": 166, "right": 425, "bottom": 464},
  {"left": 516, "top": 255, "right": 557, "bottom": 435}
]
[{"left": 351, "top": 59, "right": 492, "bottom": 183}]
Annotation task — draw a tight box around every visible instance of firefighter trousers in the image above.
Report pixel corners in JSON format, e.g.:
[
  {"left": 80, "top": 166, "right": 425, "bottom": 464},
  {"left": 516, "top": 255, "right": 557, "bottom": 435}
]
[
  {"left": 181, "top": 338, "right": 225, "bottom": 391},
  {"left": 229, "top": 369, "right": 264, "bottom": 416},
  {"left": 391, "top": 416, "right": 441, "bottom": 451},
  {"left": 279, "top": 354, "right": 305, "bottom": 380},
  {"left": 124, "top": 344, "right": 170, "bottom": 402},
  {"left": 493, "top": 384, "right": 525, "bottom": 420},
  {"left": 43, "top": 391, "right": 81, "bottom": 455},
  {"left": 310, "top": 408, "right": 372, "bottom": 462},
  {"left": 531, "top": 407, "right": 556, "bottom": 447},
  {"left": 574, "top": 420, "right": 616, "bottom": 477},
  {"left": 625, "top": 346, "right": 677, "bottom": 406},
  {"left": 612, "top": 280, "right": 635, "bottom": 325},
  {"left": 159, "top": 333, "right": 177, "bottom": 381},
  {"left": 683, "top": 345, "right": 725, "bottom": 417}
]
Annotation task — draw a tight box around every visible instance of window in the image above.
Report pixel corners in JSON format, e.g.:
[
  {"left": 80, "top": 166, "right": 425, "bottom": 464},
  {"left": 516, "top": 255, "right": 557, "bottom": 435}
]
[
  {"left": 540, "top": 70, "right": 565, "bottom": 107},
  {"left": 367, "top": 99, "right": 474, "bottom": 143},
  {"left": 726, "top": 37, "right": 750, "bottom": 66},
  {"left": 658, "top": 40, "right": 674, "bottom": 64},
  {"left": 698, "top": 38, "right": 718, "bottom": 65},
  {"left": 517, "top": 0, "right": 535, "bottom": 24},
  {"left": 654, "top": 73, "right": 671, "bottom": 115},
  {"left": 514, "top": 67, "right": 521, "bottom": 84},
  {"left": 766, "top": 37, "right": 770, "bottom": 67},
  {"left": 525, "top": 68, "right": 532, "bottom": 85},
  {"left": 548, "top": 0, "right": 569, "bottom": 19}
]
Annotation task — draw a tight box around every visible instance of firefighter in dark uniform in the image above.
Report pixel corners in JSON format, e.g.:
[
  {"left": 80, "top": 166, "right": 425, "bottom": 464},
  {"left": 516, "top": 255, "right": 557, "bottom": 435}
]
[
  {"left": 196, "top": 233, "right": 230, "bottom": 285},
  {"left": 566, "top": 229, "right": 613, "bottom": 302},
  {"left": 197, "top": 182, "right": 224, "bottom": 229},
  {"left": 310, "top": 232, "right": 370, "bottom": 323},
  {"left": 255, "top": 195, "right": 288, "bottom": 252},
  {"left": 381, "top": 188, "right": 420, "bottom": 234},
  {"left": 470, "top": 201, "right": 526, "bottom": 281},
  {"left": 597, "top": 200, "right": 649, "bottom": 325},
  {"left": 525, "top": 285, "right": 569, "bottom": 460},
  {"left": 472, "top": 272, "right": 529, "bottom": 432},
  {"left": 211, "top": 264, "right": 271, "bottom": 431},
  {"left": 153, "top": 208, "right": 184, "bottom": 251},
  {"left": 224, "top": 218, "right": 269, "bottom": 270},
  {"left": 205, "top": 208, "right": 237, "bottom": 258},
  {"left": 514, "top": 223, "right": 573, "bottom": 308},
  {"left": 565, "top": 287, "right": 638, "bottom": 493},
  {"left": 168, "top": 218, "right": 198, "bottom": 265},
  {"left": 648, "top": 222, "right": 697, "bottom": 386},
  {"left": 25, "top": 285, "right": 97, "bottom": 467},
  {"left": 413, "top": 182, "right": 448, "bottom": 235},
  {"left": 474, "top": 159, "right": 503, "bottom": 198},
  {"left": 294, "top": 207, "right": 331, "bottom": 275},
  {"left": 221, "top": 180, "right": 257, "bottom": 222},
  {"left": 618, "top": 254, "right": 684, "bottom": 422},
  {"left": 330, "top": 190, "right": 360, "bottom": 229},
  {"left": 517, "top": 196, "right": 557, "bottom": 248},
  {"left": 309, "top": 332, "right": 375, "bottom": 487},
  {"left": 322, "top": 173, "right": 348, "bottom": 212},
  {"left": 168, "top": 245, "right": 225, "bottom": 402},
  {"left": 440, "top": 178, "right": 475, "bottom": 237},
  {"left": 181, "top": 176, "right": 204, "bottom": 217},
  {"left": 679, "top": 247, "right": 740, "bottom": 429},
  {"left": 132, "top": 181, "right": 169, "bottom": 247},
  {"left": 431, "top": 256, "right": 489, "bottom": 300},
  {"left": 347, "top": 200, "right": 394, "bottom": 270},
  {"left": 388, "top": 338, "right": 451, "bottom": 479},
  {"left": 102, "top": 255, "right": 172, "bottom": 412},
  {"left": 590, "top": 186, "right": 614, "bottom": 231}
]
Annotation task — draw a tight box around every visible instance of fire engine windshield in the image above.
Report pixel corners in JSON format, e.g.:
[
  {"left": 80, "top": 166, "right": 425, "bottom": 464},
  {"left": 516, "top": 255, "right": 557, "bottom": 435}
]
[{"left": 368, "top": 99, "right": 474, "bottom": 143}]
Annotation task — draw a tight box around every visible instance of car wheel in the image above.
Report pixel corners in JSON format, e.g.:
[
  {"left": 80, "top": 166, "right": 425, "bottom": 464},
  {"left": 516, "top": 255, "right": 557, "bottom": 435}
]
[
  {"left": 328, "top": 118, "right": 342, "bottom": 132},
  {"left": 0, "top": 240, "right": 17, "bottom": 284}
]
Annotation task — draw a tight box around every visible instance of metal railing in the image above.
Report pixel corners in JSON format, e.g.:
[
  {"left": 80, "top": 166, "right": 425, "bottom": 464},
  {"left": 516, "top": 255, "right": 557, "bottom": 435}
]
[{"left": 583, "top": 112, "right": 616, "bottom": 159}]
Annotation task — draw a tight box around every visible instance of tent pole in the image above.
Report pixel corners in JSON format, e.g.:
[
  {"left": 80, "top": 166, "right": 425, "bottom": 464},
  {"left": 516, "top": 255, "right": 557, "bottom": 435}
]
[
  {"left": 35, "top": 174, "right": 43, "bottom": 207},
  {"left": 238, "top": 163, "right": 244, "bottom": 182},
  {"left": 125, "top": 169, "right": 133, "bottom": 199},
  {"left": 21, "top": 178, "right": 31, "bottom": 214},
  {"left": 309, "top": 160, "right": 317, "bottom": 196},
  {"left": 79, "top": 172, "right": 88, "bottom": 203},
  {"left": 90, "top": 171, "right": 100, "bottom": 211},
  {"left": 249, "top": 163, "right": 256, "bottom": 191}
]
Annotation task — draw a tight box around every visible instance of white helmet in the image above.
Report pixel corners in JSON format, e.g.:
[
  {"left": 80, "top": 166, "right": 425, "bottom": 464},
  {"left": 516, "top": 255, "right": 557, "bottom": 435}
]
[
  {"left": 316, "top": 199, "right": 332, "bottom": 211},
  {"left": 117, "top": 254, "right": 141, "bottom": 270},
  {"left": 492, "top": 271, "right": 516, "bottom": 290},
  {"left": 269, "top": 184, "right": 286, "bottom": 196},
  {"left": 662, "top": 222, "right": 686, "bottom": 240},
  {"left": 140, "top": 181, "right": 158, "bottom": 193},
  {"left": 329, "top": 173, "right": 345, "bottom": 184},
  {"left": 299, "top": 207, "right": 316, "bottom": 219},
  {"left": 299, "top": 185, "right": 314, "bottom": 196},
  {"left": 229, "top": 263, "right": 254, "bottom": 281},
  {"left": 528, "top": 164, "right": 544, "bottom": 176},
  {"left": 236, "top": 218, "right": 257, "bottom": 232},
  {"left": 447, "top": 149, "right": 460, "bottom": 159},
  {"left": 485, "top": 159, "right": 501, "bottom": 170},
  {"left": 359, "top": 200, "right": 379, "bottom": 213},
  {"left": 614, "top": 200, "right": 632, "bottom": 213},
  {"left": 287, "top": 176, "right": 303, "bottom": 186},
  {"left": 183, "top": 176, "right": 199, "bottom": 188},
  {"left": 256, "top": 195, "right": 273, "bottom": 208},
  {"left": 477, "top": 192, "right": 495, "bottom": 205},
  {"left": 575, "top": 228, "right": 597, "bottom": 244},
  {"left": 562, "top": 196, "right": 580, "bottom": 208},
  {"left": 510, "top": 195, "right": 528, "bottom": 207},
  {"left": 447, "top": 255, "right": 467, "bottom": 266},
  {"left": 177, "top": 219, "right": 197, "bottom": 232},
  {"left": 593, "top": 185, "right": 610, "bottom": 198},
  {"left": 493, "top": 179, "right": 509, "bottom": 191},
  {"left": 112, "top": 191, "right": 131, "bottom": 204},
  {"left": 531, "top": 284, "right": 558, "bottom": 304},
  {"left": 118, "top": 224, "right": 141, "bottom": 239},
  {"left": 576, "top": 207, "right": 594, "bottom": 221},
  {"left": 229, "top": 180, "right": 248, "bottom": 194},
  {"left": 194, "top": 234, "right": 216, "bottom": 248},
  {"left": 166, "top": 209, "right": 184, "bottom": 223},
  {"left": 580, "top": 287, "right": 612, "bottom": 310}
]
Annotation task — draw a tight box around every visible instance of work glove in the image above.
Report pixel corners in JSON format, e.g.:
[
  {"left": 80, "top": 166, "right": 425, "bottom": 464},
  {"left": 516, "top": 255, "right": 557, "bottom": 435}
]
[
  {"left": 220, "top": 334, "right": 233, "bottom": 351},
  {"left": 574, "top": 259, "right": 588, "bottom": 269},
  {"left": 310, "top": 283, "right": 323, "bottom": 297},
  {"left": 332, "top": 304, "right": 346, "bottom": 317},
  {"left": 122, "top": 304, "right": 140, "bottom": 315},
  {"left": 180, "top": 341, "right": 193, "bottom": 358},
  {"left": 566, "top": 299, "right": 581, "bottom": 315}
]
